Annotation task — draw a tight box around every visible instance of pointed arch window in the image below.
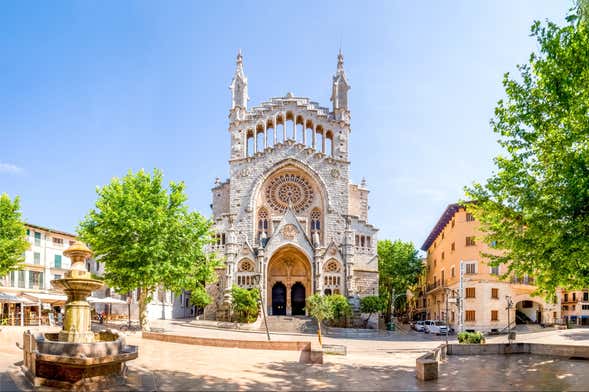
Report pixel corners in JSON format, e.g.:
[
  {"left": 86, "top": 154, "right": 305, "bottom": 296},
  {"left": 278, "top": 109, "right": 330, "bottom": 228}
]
[
  {"left": 257, "top": 208, "right": 269, "bottom": 245},
  {"left": 310, "top": 208, "right": 321, "bottom": 233}
]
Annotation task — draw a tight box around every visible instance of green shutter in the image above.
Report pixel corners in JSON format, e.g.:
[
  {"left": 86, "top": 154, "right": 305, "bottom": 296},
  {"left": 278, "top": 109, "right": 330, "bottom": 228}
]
[{"left": 54, "top": 255, "right": 62, "bottom": 268}]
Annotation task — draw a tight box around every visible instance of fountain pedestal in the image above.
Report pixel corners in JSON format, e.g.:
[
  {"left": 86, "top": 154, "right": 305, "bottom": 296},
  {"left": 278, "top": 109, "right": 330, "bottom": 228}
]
[{"left": 21, "top": 241, "right": 138, "bottom": 389}]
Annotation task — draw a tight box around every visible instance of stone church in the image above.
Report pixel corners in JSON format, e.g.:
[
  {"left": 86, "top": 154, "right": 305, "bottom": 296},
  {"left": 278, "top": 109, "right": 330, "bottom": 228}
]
[{"left": 206, "top": 51, "right": 378, "bottom": 319}]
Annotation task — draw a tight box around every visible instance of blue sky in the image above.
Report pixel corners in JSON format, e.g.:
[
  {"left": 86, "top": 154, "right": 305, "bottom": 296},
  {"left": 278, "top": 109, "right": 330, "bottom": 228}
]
[{"left": 0, "top": 0, "right": 570, "bottom": 249}]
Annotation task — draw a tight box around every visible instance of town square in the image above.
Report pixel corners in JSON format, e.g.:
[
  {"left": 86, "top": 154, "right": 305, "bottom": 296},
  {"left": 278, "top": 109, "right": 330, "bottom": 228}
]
[{"left": 1, "top": 1, "right": 589, "bottom": 390}]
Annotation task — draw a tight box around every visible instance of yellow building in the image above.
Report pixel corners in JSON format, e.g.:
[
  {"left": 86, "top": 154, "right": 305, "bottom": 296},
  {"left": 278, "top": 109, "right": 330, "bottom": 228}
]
[
  {"left": 560, "top": 289, "right": 589, "bottom": 326},
  {"left": 421, "top": 204, "right": 560, "bottom": 332}
]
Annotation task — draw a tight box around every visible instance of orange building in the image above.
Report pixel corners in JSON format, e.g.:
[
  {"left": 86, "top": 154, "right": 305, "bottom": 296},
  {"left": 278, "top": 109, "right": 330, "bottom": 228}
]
[{"left": 421, "top": 203, "right": 560, "bottom": 332}]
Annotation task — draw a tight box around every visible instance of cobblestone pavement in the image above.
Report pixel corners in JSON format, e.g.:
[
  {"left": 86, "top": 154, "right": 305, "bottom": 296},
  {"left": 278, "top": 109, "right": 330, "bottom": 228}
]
[{"left": 2, "top": 324, "right": 589, "bottom": 391}]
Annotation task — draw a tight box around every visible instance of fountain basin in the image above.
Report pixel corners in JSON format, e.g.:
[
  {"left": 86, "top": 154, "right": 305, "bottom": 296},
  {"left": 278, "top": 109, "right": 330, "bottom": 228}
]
[{"left": 22, "top": 330, "right": 138, "bottom": 389}]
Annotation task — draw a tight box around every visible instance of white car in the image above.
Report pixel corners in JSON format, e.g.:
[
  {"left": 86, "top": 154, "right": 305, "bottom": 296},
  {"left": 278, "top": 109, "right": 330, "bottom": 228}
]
[
  {"left": 414, "top": 320, "right": 426, "bottom": 332},
  {"left": 424, "top": 320, "right": 448, "bottom": 335}
]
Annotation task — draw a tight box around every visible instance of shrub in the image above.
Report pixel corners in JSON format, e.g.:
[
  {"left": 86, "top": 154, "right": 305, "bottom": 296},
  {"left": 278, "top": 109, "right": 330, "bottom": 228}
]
[
  {"left": 231, "top": 285, "right": 259, "bottom": 323},
  {"left": 328, "top": 294, "right": 352, "bottom": 327},
  {"left": 360, "top": 295, "right": 382, "bottom": 328},
  {"left": 457, "top": 331, "right": 486, "bottom": 344}
]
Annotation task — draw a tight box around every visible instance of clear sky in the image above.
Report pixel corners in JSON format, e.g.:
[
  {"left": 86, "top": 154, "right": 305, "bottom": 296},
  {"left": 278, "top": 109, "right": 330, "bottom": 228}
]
[{"left": 0, "top": 0, "right": 570, "bottom": 250}]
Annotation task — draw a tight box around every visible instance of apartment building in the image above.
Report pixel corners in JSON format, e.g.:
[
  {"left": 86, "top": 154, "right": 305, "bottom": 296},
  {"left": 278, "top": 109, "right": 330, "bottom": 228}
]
[
  {"left": 0, "top": 223, "right": 76, "bottom": 325},
  {"left": 560, "top": 289, "right": 589, "bottom": 326},
  {"left": 421, "top": 204, "right": 560, "bottom": 333}
]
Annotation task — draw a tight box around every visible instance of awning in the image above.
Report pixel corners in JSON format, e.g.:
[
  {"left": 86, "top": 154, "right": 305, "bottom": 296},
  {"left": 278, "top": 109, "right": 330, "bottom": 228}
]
[
  {"left": 0, "top": 292, "right": 34, "bottom": 304},
  {"left": 22, "top": 292, "right": 67, "bottom": 303},
  {"left": 88, "top": 296, "right": 127, "bottom": 304}
]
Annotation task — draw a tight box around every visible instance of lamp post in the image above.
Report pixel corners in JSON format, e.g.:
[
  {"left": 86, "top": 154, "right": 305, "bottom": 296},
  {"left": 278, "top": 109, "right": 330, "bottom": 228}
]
[
  {"left": 506, "top": 295, "right": 514, "bottom": 344},
  {"left": 252, "top": 273, "right": 270, "bottom": 341}
]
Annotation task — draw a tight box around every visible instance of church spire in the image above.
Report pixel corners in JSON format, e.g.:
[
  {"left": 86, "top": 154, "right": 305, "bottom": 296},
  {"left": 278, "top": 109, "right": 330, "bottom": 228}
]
[
  {"left": 331, "top": 50, "right": 350, "bottom": 121},
  {"left": 230, "top": 49, "right": 248, "bottom": 110}
]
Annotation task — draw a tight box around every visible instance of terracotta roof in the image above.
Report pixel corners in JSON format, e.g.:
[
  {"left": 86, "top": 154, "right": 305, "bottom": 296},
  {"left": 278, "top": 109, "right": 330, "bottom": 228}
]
[
  {"left": 25, "top": 222, "right": 77, "bottom": 238},
  {"left": 420, "top": 203, "right": 461, "bottom": 251}
]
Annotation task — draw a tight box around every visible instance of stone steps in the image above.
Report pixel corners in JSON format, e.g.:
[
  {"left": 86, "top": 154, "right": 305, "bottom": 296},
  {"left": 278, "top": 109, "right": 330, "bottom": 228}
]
[{"left": 260, "top": 316, "right": 317, "bottom": 333}]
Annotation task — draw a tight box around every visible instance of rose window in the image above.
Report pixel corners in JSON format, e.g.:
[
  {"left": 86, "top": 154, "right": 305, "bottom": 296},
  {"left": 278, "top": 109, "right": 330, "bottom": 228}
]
[{"left": 265, "top": 174, "right": 314, "bottom": 213}]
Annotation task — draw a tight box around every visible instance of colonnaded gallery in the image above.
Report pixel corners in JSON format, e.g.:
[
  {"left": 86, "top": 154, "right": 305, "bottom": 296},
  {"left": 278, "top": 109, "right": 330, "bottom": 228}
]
[{"left": 206, "top": 51, "right": 379, "bottom": 319}]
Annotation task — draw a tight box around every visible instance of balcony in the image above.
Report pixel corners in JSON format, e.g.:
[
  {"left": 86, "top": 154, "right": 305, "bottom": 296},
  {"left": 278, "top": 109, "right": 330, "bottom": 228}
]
[{"left": 426, "top": 281, "right": 445, "bottom": 293}]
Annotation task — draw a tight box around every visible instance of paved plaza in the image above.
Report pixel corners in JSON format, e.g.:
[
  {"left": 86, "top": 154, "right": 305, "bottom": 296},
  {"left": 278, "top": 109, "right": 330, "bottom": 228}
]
[{"left": 2, "top": 323, "right": 589, "bottom": 390}]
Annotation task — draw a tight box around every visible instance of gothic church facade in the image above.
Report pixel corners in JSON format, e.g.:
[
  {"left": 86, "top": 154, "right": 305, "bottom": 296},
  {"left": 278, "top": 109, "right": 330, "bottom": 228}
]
[{"left": 207, "top": 51, "right": 378, "bottom": 318}]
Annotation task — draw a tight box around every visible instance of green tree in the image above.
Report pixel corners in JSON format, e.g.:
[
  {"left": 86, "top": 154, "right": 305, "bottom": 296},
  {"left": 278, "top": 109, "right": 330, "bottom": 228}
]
[
  {"left": 306, "top": 294, "right": 334, "bottom": 345},
  {"left": 378, "top": 240, "right": 422, "bottom": 322},
  {"left": 465, "top": 2, "right": 589, "bottom": 298},
  {"left": 327, "top": 294, "right": 351, "bottom": 327},
  {"left": 190, "top": 286, "right": 212, "bottom": 318},
  {"left": 230, "top": 285, "right": 259, "bottom": 323},
  {"left": 79, "top": 169, "right": 219, "bottom": 331},
  {"left": 360, "top": 295, "right": 382, "bottom": 328},
  {"left": 0, "top": 194, "right": 29, "bottom": 277}
]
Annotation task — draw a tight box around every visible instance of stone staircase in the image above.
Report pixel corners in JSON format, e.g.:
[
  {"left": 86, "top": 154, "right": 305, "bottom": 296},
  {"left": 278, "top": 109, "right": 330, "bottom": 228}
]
[{"left": 259, "top": 316, "right": 317, "bottom": 334}]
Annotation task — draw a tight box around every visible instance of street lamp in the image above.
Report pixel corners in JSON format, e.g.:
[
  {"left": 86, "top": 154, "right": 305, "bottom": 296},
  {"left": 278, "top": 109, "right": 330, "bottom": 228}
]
[
  {"left": 252, "top": 273, "right": 270, "bottom": 341},
  {"left": 506, "top": 295, "right": 514, "bottom": 344}
]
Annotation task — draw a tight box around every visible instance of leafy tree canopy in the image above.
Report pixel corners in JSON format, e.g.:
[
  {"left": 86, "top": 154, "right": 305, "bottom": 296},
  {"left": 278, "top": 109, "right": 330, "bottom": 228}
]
[
  {"left": 79, "top": 169, "right": 220, "bottom": 329},
  {"left": 378, "top": 239, "right": 422, "bottom": 319},
  {"left": 465, "top": 2, "right": 589, "bottom": 297},
  {"left": 231, "top": 285, "right": 259, "bottom": 323},
  {"left": 0, "top": 193, "right": 29, "bottom": 277}
]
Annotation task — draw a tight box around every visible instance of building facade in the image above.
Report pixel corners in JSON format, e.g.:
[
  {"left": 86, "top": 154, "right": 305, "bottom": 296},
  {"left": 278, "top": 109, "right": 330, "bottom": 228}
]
[
  {"left": 421, "top": 204, "right": 560, "bottom": 333},
  {"left": 207, "top": 51, "right": 379, "bottom": 318},
  {"left": 559, "top": 289, "right": 589, "bottom": 326}
]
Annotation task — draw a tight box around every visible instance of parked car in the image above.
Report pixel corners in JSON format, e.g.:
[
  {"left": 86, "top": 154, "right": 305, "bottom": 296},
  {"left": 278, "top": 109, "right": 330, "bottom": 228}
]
[
  {"left": 424, "top": 320, "right": 448, "bottom": 335},
  {"left": 413, "top": 320, "right": 426, "bottom": 332}
]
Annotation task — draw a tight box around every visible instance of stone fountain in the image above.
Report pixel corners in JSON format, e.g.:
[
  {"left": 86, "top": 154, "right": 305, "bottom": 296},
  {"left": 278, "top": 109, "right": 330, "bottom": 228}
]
[{"left": 21, "top": 241, "right": 138, "bottom": 389}]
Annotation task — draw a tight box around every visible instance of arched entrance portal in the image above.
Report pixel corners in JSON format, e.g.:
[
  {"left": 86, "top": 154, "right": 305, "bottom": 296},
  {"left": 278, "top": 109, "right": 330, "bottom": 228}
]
[
  {"left": 515, "top": 300, "right": 543, "bottom": 324},
  {"left": 272, "top": 282, "right": 287, "bottom": 315},
  {"left": 291, "top": 282, "right": 306, "bottom": 315},
  {"left": 267, "top": 245, "right": 312, "bottom": 316}
]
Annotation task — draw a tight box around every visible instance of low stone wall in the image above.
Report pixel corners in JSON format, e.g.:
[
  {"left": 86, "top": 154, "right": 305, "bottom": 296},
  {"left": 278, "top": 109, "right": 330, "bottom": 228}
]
[
  {"left": 191, "top": 317, "right": 262, "bottom": 331},
  {"left": 142, "top": 331, "right": 323, "bottom": 364},
  {"left": 417, "top": 342, "right": 589, "bottom": 382},
  {"left": 447, "top": 343, "right": 589, "bottom": 359}
]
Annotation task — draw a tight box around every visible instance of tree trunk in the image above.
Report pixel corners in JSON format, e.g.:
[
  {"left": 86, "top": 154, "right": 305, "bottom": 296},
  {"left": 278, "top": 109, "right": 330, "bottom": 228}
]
[
  {"left": 317, "top": 319, "right": 323, "bottom": 346},
  {"left": 138, "top": 287, "right": 151, "bottom": 332}
]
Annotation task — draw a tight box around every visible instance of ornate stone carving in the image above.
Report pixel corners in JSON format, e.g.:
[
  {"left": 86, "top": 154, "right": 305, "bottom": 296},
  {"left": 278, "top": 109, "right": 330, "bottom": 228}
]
[
  {"left": 330, "top": 168, "right": 340, "bottom": 178},
  {"left": 281, "top": 224, "right": 298, "bottom": 240},
  {"left": 265, "top": 173, "right": 314, "bottom": 213}
]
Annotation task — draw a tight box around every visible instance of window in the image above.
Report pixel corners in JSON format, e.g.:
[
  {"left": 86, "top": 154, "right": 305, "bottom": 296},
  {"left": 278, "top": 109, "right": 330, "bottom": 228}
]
[
  {"left": 441, "top": 270, "right": 445, "bottom": 286},
  {"left": 33, "top": 252, "right": 41, "bottom": 265},
  {"left": 34, "top": 232, "right": 41, "bottom": 246},
  {"left": 465, "top": 287, "right": 476, "bottom": 298},
  {"left": 562, "top": 305, "right": 569, "bottom": 311},
  {"left": 257, "top": 208, "right": 269, "bottom": 245},
  {"left": 355, "top": 235, "right": 360, "bottom": 246},
  {"left": 465, "top": 236, "right": 476, "bottom": 246},
  {"left": 466, "top": 213, "right": 475, "bottom": 222},
  {"left": 564, "top": 293, "right": 569, "bottom": 302},
  {"left": 53, "top": 237, "right": 64, "bottom": 246},
  {"left": 572, "top": 305, "right": 576, "bottom": 311},
  {"left": 451, "top": 311, "right": 455, "bottom": 322},
  {"left": 465, "top": 310, "right": 476, "bottom": 322},
  {"left": 465, "top": 262, "right": 476, "bottom": 274},
  {"left": 54, "top": 255, "right": 62, "bottom": 269},
  {"left": 310, "top": 208, "right": 321, "bottom": 237},
  {"left": 10, "top": 271, "right": 16, "bottom": 287},
  {"left": 69, "top": 240, "right": 75, "bottom": 246},
  {"left": 18, "top": 270, "right": 25, "bottom": 288},
  {"left": 491, "top": 265, "right": 499, "bottom": 275},
  {"left": 434, "top": 259, "right": 437, "bottom": 268},
  {"left": 451, "top": 266, "right": 455, "bottom": 278},
  {"left": 441, "top": 252, "right": 445, "bottom": 260},
  {"left": 584, "top": 292, "right": 589, "bottom": 301},
  {"left": 29, "top": 271, "right": 43, "bottom": 289},
  {"left": 451, "top": 219, "right": 455, "bottom": 228},
  {"left": 441, "top": 232, "right": 445, "bottom": 240},
  {"left": 582, "top": 305, "right": 589, "bottom": 310},
  {"left": 451, "top": 242, "right": 455, "bottom": 251},
  {"left": 54, "top": 274, "right": 62, "bottom": 280},
  {"left": 573, "top": 293, "right": 577, "bottom": 302},
  {"left": 491, "top": 288, "right": 499, "bottom": 299},
  {"left": 491, "top": 310, "right": 499, "bottom": 321}
]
